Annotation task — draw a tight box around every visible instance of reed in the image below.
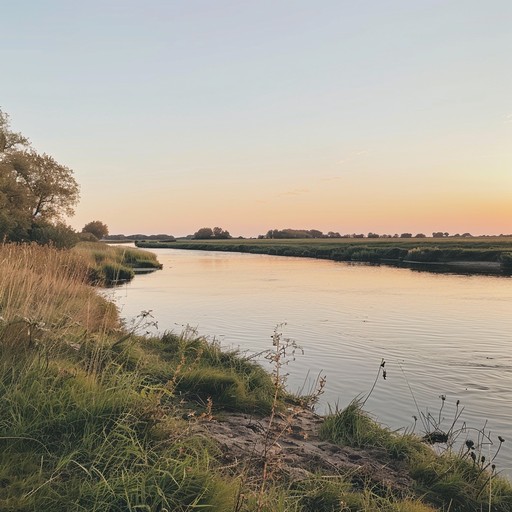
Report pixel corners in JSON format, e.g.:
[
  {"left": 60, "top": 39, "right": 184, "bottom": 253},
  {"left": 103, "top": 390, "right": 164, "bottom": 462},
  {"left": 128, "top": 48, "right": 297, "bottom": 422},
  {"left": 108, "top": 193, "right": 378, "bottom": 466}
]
[{"left": 0, "top": 243, "right": 119, "bottom": 344}]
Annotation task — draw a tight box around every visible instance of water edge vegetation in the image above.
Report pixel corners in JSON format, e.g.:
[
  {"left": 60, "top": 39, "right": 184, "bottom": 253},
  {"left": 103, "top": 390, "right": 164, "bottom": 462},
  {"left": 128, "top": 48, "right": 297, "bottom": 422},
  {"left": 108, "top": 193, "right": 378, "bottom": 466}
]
[
  {"left": 0, "top": 241, "right": 511, "bottom": 511},
  {"left": 136, "top": 237, "right": 512, "bottom": 276}
]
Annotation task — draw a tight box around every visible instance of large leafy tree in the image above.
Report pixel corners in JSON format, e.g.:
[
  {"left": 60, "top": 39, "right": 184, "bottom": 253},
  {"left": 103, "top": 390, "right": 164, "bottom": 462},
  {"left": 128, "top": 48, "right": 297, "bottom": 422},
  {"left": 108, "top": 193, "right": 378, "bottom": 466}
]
[
  {"left": 193, "top": 227, "right": 214, "bottom": 239},
  {"left": 0, "top": 109, "right": 80, "bottom": 242},
  {"left": 193, "top": 227, "right": 232, "bottom": 239},
  {"left": 5, "top": 150, "right": 80, "bottom": 221}
]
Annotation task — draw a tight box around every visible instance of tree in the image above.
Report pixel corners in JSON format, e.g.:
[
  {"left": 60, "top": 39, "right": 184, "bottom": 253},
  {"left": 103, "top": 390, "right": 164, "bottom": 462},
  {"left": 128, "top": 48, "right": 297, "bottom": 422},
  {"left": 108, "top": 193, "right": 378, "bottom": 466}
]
[
  {"left": 31, "top": 221, "right": 79, "bottom": 248},
  {"left": 308, "top": 229, "right": 324, "bottom": 238},
  {"left": 193, "top": 227, "right": 213, "bottom": 239},
  {"left": 400, "top": 233, "right": 412, "bottom": 238},
  {"left": 0, "top": 168, "right": 32, "bottom": 240},
  {"left": 0, "top": 109, "right": 80, "bottom": 243},
  {"left": 6, "top": 150, "right": 80, "bottom": 221},
  {"left": 82, "top": 220, "right": 109, "bottom": 240},
  {"left": 0, "top": 110, "right": 29, "bottom": 153},
  {"left": 0, "top": 110, "right": 32, "bottom": 240},
  {"left": 213, "top": 226, "right": 231, "bottom": 239}
]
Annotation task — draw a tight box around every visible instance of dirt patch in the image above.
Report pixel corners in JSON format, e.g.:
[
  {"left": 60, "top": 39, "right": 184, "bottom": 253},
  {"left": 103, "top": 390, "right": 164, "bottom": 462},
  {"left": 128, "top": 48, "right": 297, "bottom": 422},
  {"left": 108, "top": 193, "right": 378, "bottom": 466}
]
[{"left": 194, "top": 407, "right": 414, "bottom": 493}]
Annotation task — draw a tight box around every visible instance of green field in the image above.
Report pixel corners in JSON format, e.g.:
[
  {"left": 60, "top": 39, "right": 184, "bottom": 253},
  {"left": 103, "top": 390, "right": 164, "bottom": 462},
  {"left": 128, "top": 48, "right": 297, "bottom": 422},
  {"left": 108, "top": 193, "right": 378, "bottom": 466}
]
[{"left": 136, "top": 237, "right": 512, "bottom": 274}]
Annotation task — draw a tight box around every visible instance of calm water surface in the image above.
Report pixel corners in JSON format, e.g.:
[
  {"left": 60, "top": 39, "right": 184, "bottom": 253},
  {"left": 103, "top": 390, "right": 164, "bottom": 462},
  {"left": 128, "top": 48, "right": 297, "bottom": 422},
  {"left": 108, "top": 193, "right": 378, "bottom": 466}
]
[{"left": 108, "top": 248, "right": 512, "bottom": 472}]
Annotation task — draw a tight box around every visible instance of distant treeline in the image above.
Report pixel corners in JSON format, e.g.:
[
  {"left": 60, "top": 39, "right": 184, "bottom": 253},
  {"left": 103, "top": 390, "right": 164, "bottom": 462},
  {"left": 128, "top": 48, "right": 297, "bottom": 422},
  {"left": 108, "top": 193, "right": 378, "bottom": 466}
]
[
  {"left": 107, "top": 228, "right": 512, "bottom": 243},
  {"left": 261, "top": 229, "right": 512, "bottom": 239}
]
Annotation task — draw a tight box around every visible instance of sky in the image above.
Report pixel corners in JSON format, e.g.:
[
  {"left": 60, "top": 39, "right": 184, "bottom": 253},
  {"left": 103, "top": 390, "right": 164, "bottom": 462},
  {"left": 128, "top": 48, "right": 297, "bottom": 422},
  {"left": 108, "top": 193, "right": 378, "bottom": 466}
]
[{"left": 1, "top": 0, "right": 511, "bottom": 237}]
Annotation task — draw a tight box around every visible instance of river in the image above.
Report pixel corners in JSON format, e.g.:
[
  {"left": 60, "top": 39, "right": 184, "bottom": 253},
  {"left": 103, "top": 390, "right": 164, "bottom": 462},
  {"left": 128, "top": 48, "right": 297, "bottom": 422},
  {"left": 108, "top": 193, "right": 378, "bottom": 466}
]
[{"left": 107, "top": 247, "right": 512, "bottom": 473}]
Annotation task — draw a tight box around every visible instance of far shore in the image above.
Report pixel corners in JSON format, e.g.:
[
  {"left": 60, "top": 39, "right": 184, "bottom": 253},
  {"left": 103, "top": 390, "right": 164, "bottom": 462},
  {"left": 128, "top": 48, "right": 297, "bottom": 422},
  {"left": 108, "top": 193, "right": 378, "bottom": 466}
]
[{"left": 135, "top": 237, "right": 512, "bottom": 277}]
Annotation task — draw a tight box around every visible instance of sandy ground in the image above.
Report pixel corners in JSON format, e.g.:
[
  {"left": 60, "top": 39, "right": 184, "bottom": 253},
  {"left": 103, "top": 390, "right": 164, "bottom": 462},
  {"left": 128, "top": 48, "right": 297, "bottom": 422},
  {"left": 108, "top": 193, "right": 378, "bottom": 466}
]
[{"left": 194, "top": 407, "right": 414, "bottom": 493}]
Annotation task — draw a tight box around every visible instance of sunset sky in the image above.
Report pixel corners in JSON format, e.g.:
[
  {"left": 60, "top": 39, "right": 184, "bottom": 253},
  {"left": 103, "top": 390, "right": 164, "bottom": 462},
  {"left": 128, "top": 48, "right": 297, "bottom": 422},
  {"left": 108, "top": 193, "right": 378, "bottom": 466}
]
[{"left": 2, "top": 1, "right": 511, "bottom": 237}]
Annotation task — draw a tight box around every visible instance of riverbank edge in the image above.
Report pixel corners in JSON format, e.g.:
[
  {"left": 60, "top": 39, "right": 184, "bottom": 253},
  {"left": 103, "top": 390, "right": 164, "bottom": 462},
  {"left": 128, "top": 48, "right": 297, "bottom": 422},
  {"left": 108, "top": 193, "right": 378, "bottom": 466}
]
[
  {"left": 2, "top": 242, "right": 511, "bottom": 511},
  {"left": 135, "top": 240, "right": 511, "bottom": 277},
  {"left": 92, "top": 243, "right": 512, "bottom": 512}
]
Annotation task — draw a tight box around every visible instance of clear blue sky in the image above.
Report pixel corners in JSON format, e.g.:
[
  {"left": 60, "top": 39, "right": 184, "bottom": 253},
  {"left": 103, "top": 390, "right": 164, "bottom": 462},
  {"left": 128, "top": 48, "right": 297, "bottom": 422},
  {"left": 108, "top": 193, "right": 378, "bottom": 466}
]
[{"left": 2, "top": 1, "right": 511, "bottom": 236}]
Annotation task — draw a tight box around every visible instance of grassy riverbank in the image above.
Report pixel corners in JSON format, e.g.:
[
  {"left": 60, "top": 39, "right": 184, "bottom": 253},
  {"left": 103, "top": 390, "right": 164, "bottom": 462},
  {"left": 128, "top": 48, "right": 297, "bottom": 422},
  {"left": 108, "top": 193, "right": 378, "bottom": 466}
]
[
  {"left": 73, "top": 241, "right": 163, "bottom": 284},
  {"left": 136, "top": 237, "right": 512, "bottom": 275},
  {"left": 1, "top": 243, "right": 511, "bottom": 511}
]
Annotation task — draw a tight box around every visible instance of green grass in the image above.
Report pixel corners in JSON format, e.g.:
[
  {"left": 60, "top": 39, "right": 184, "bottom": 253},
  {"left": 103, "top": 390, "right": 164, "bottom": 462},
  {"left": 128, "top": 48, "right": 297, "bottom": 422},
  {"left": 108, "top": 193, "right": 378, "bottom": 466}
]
[
  {"left": 116, "top": 330, "right": 278, "bottom": 415},
  {"left": 290, "top": 476, "right": 438, "bottom": 512},
  {"left": 73, "top": 241, "right": 163, "bottom": 284},
  {"left": 320, "top": 400, "right": 428, "bottom": 461},
  {"left": 136, "top": 237, "right": 512, "bottom": 274},
  {"left": 1, "top": 242, "right": 511, "bottom": 511},
  {"left": 320, "top": 400, "right": 512, "bottom": 512},
  {"left": 0, "top": 350, "right": 237, "bottom": 511}
]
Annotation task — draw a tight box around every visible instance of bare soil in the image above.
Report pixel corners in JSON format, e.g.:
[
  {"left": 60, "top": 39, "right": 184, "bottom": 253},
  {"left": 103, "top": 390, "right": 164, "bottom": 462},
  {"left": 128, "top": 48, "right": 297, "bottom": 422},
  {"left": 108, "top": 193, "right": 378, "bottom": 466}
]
[{"left": 194, "top": 407, "right": 414, "bottom": 493}]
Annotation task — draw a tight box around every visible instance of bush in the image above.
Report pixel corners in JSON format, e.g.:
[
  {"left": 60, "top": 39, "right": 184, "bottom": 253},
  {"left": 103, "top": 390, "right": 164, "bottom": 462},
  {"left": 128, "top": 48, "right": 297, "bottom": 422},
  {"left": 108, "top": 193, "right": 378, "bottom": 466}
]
[
  {"left": 30, "top": 222, "right": 80, "bottom": 248},
  {"left": 500, "top": 252, "right": 512, "bottom": 271}
]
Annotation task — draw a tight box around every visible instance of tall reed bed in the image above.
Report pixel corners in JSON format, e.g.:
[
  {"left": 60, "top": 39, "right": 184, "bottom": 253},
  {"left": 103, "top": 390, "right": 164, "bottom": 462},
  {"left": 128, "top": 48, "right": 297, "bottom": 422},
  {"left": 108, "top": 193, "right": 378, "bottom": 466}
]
[{"left": 0, "top": 243, "right": 119, "bottom": 345}]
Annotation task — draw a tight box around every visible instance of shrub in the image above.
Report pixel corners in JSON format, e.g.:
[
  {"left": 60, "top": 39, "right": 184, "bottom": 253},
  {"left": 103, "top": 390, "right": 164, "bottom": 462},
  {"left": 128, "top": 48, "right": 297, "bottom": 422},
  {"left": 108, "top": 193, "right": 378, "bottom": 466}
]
[{"left": 500, "top": 252, "right": 512, "bottom": 271}]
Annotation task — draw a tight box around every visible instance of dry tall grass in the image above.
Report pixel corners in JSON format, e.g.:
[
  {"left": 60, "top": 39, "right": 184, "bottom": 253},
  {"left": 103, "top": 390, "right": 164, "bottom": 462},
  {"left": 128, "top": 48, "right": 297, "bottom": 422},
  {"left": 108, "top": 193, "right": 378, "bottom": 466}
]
[{"left": 0, "top": 243, "right": 119, "bottom": 348}]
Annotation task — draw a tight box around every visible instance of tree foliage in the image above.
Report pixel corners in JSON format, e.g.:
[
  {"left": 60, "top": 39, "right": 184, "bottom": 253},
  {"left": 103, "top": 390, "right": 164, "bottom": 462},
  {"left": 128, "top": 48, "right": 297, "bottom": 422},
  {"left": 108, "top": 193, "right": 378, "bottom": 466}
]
[
  {"left": 82, "top": 220, "right": 109, "bottom": 240},
  {"left": 5, "top": 150, "right": 79, "bottom": 221},
  {"left": 0, "top": 110, "right": 28, "bottom": 152},
  {"left": 0, "top": 109, "right": 80, "bottom": 244},
  {"left": 212, "top": 226, "right": 231, "bottom": 239},
  {"left": 193, "top": 227, "right": 214, "bottom": 239},
  {"left": 265, "top": 228, "right": 331, "bottom": 239},
  {"left": 193, "top": 227, "right": 231, "bottom": 240}
]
